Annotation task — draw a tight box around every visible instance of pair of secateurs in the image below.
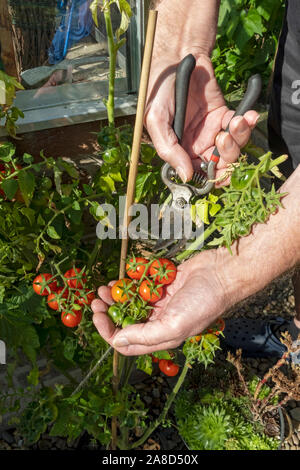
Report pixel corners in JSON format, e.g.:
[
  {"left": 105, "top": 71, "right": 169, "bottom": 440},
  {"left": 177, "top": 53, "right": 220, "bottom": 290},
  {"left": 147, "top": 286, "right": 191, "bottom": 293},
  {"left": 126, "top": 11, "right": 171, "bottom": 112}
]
[{"left": 154, "top": 54, "right": 262, "bottom": 256}]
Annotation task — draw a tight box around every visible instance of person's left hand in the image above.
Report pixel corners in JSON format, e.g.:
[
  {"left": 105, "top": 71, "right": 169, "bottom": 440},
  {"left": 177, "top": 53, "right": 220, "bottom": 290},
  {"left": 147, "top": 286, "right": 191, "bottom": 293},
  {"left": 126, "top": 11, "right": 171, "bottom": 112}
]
[{"left": 91, "top": 250, "right": 231, "bottom": 356}]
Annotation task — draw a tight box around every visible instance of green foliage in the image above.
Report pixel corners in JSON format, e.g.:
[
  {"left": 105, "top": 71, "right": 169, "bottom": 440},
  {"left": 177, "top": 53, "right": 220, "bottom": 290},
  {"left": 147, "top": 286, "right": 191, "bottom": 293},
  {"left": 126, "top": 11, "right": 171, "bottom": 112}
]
[
  {"left": 213, "top": 0, "right": 285, "bottom": 95},
  {"left": 175, "top": 388, "right": 278, "bottom": 450},
  {"left": 177, "top": 152, "right": 288, "bottom": 261},
  {"left": 210, "top": 153, "right": 287, "bottom": 252},
  {"left": 0, "top": 71, "right": 24, "bottom": 138},
  {"left": 183, "top": 334, "right": 221, "bottom": 368}
]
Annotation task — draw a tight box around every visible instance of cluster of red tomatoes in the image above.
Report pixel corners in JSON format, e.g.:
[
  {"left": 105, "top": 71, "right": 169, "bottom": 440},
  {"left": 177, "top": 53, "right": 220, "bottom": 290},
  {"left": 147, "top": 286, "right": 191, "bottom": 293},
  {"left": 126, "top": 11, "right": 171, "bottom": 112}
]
[
  {"left": 108, "top": 256, "right": 181, "bottom": 377},
  {"left": 32, "top": 268, "right": 95, "bottom": 328},
  {"left": 107, "top": 257, "right": 177, "bottom": 328}
]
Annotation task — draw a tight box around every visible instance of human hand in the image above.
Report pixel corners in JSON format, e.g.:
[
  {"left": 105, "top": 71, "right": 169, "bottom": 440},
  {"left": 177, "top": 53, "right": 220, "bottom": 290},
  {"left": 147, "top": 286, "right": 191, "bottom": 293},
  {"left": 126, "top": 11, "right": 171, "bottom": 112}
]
[
  {"left": 91, "top": 250, "right": 231, "bottom": 356},
  {"left": 145, "top": 54, "right": 259, "bottom": 183}
]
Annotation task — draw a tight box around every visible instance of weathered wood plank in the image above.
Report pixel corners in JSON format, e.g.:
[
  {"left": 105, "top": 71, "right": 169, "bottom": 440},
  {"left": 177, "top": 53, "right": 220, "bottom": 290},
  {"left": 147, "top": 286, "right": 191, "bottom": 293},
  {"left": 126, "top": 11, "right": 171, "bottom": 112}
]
[{"left": 0, "top": 0, "right": 19, "bottom": 78}]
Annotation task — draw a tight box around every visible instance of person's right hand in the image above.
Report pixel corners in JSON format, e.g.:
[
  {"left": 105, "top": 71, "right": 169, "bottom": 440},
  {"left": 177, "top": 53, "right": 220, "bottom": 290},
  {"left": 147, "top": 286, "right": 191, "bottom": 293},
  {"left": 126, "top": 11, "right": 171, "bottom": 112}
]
[
  {"left": 145, "top": 54, "right": 259, "bottom": 184},
  {"left": 91, "top": 250, "right": 232, "bottom": 356}
]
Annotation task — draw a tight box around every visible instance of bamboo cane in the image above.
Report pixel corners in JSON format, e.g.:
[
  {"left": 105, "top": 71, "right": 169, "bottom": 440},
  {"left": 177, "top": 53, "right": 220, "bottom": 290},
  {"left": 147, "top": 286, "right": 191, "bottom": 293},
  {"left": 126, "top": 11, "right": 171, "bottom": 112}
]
[{"left": 111, "top": 9, "right": 158, "bottom": 450}]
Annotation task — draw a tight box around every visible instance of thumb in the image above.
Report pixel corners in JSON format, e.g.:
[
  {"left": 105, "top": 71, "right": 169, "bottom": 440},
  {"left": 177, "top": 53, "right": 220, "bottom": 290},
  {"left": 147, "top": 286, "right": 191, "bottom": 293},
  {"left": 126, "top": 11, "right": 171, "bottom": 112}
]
[{"left": 112, "top": 316, "right": 179, "bottom": 350}]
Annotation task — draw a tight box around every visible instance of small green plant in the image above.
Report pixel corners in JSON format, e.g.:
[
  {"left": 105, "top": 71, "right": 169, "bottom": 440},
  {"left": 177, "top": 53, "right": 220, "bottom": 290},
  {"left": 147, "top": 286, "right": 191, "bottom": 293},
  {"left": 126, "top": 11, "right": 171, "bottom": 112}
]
[{"left": 175, "top": 378, "right": 278, "bottom": 450}]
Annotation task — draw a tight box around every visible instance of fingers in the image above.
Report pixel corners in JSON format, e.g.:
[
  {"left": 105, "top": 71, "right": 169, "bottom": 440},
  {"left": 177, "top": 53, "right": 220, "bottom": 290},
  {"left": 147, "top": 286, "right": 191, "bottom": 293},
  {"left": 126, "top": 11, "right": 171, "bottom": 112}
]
[
  {"left": 214, "top": 111, "right": 259, "bottom": 164},
  {"left": 147, "top": 117, "right": 194, "bottom": 182},
  {"left": 145, "top": 88, "right": 194, "bottom": 182},
  {"left": 109, "top": 318, "right": 183, "bottom": 356},
  {"left": 91, "top": 299, "right": 182, "bottom": 355},
  {"left": 97, "top": 285, "right": 114, "bottom": 306},
  {"left": 92, "top": 311, "right": 119, "bottom": 344}
]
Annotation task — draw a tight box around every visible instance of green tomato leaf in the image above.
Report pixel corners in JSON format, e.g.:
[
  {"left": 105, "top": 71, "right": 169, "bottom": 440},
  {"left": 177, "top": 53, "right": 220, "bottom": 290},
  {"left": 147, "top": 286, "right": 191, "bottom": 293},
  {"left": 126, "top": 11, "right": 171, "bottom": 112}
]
[
  {"left": 20, "top": 207, "right": 35, "bottom": 225},
  {"left": 47, "top": 225, "right": 61, "bottom": 240},
  {"left": 0, "top": 142, "right": 15, "bottom": 162},
  {"left": 22, "top": 153, "right": 34, "bottom": 164},
  {"left": 18, "top": 170, "right": 35, "bottom": 206},
  {"left": 136, "top": 354, "right": 153, "bottom": 376},
  {"left": 1, "top": 178, "right": 18, "bottom": 199},
  {"left": 90, "top": 0, "right": 101, "bottom": 26},
  {"left": 115, "top": 0, "right": 132, "bottom": 40}
]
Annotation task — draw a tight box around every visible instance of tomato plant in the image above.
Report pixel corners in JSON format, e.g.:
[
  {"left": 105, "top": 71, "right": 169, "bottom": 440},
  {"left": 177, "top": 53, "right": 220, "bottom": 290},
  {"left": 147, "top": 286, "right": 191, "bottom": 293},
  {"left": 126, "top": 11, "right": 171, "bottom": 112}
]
[{"left": 0, "top": 0, "right": 289, "bottom": 453}]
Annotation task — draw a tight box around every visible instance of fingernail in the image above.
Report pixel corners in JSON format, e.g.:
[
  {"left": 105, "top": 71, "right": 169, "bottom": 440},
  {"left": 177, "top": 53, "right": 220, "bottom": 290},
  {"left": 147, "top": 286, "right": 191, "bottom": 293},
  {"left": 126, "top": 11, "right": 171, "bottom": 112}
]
[
  {"left": 176, "top": 166, "right": 188, "bottom": 183},
  {"left": 113, "top": 336, "right": 129, "bottom": 347},
  {"left": 222, "top": 133, "right": 234, "bottom": 152},
  {"left": 234, "top": 116, "right": 248, "bottom": 133}
]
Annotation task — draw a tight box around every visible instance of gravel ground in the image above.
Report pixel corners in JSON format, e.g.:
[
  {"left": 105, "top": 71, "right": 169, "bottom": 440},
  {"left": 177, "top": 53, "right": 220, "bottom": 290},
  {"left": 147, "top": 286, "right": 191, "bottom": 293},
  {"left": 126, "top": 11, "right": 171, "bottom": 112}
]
[{"left": 0, "top": 273, "right": 299, "bottom": 451}]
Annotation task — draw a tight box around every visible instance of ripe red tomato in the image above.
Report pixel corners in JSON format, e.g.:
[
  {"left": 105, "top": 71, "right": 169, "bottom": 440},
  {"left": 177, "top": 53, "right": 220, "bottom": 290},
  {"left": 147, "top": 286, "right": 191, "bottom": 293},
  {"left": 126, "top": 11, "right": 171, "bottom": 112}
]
[
  {"left": 139, "top": 280, "right": 163, "bottom": 303},
  {"left": 149, "top": 258, "right": 177, "bottom": 285},
  {"left": 47, "top": 288, "right": 68, "bottom": 311},
  {"left": 33, "top": 273, "right": 58, "bottom": 296},
  {"left": 64, "top": 267, "right": 87, "bottom": 289},
  {"left": 61, "top": 309, "right": 82, "bottom": 328},
  {"left": 158, "top": 359, "right": 179, "bottom": 377},
  {"left": 111, "top": 279, "right": 135, "bottom": 303},
  {"left": 126, "top": 257, "right": 149, "bottom": 280},
  {"left": 75, "top": 290, "right": 96, "bottom": 306}
]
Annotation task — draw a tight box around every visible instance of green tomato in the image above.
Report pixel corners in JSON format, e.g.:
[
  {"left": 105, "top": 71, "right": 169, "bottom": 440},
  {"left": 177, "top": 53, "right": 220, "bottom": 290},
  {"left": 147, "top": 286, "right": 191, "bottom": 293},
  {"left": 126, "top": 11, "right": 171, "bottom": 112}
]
[
  {"left": 107, "top": 304, "right": 124, "bottom": 325},
  {"left": 40, "top": 177, "right": 52, "bottom": 190},
  {"left": 231, "top": 168, "right": 255, "bottom": 190},
  {"left": 122, "top": 316, "right": 136, "bottom": 328},
  {"left": 31, "top": 189, "right": 49, "bottom": 208},
  {"left": 234, "top": 221, "right": 251, "bottom": 237},
  {"left": 102, "top": 147, "right": 120, "bottom": 163}
]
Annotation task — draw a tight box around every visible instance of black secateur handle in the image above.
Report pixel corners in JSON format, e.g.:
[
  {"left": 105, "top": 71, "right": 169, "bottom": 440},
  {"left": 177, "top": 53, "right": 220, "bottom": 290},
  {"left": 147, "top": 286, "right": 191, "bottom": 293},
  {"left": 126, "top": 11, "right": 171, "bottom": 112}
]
[{"left": 172, "top": 54, "right": 262, "bottom": 194}]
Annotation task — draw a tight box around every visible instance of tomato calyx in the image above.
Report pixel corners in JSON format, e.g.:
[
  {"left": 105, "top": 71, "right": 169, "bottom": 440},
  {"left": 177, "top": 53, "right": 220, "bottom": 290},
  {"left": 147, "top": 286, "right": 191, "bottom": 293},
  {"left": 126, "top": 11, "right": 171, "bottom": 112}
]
[
  {"left": 75, "top": 289, "right": 96, "bottom": 306},
  {"left": 61, "top": 308, "right": 82, "bottom": 328},
  {"left": 149, "top": 258, "right": 177, "bottom": 285},
  {"left": 139, "top": 279, "right": 163, "bottom": 304},
  {"left": 64, "top": 267, "right": 87, "bottom": 289},
  {"left": 126, "top": 255, "right": 149, "bottom": 280},
  {"left": 111, "top": 278, "right": 136, "bottom": 304},
  {"left": 33, "top": 273, "right": 58, "bottom": 296},
  {"left": 47, "top": 287, "right": 68, "bottom": 311}
]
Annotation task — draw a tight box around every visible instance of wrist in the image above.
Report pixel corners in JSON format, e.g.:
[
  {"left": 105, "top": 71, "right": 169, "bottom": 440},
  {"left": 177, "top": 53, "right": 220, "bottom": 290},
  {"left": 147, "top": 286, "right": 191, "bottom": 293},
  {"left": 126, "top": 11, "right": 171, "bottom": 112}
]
[{"left": 152, "top": 0, "right": 220, "bottom": 61}]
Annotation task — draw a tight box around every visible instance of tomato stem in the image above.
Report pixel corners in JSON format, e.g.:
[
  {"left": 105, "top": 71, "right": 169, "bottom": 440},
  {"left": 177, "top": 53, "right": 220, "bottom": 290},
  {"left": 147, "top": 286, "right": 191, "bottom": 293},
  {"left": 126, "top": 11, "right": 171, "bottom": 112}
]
[{"left": 127, "top": 361, "right": 189, "bottom": 449}]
